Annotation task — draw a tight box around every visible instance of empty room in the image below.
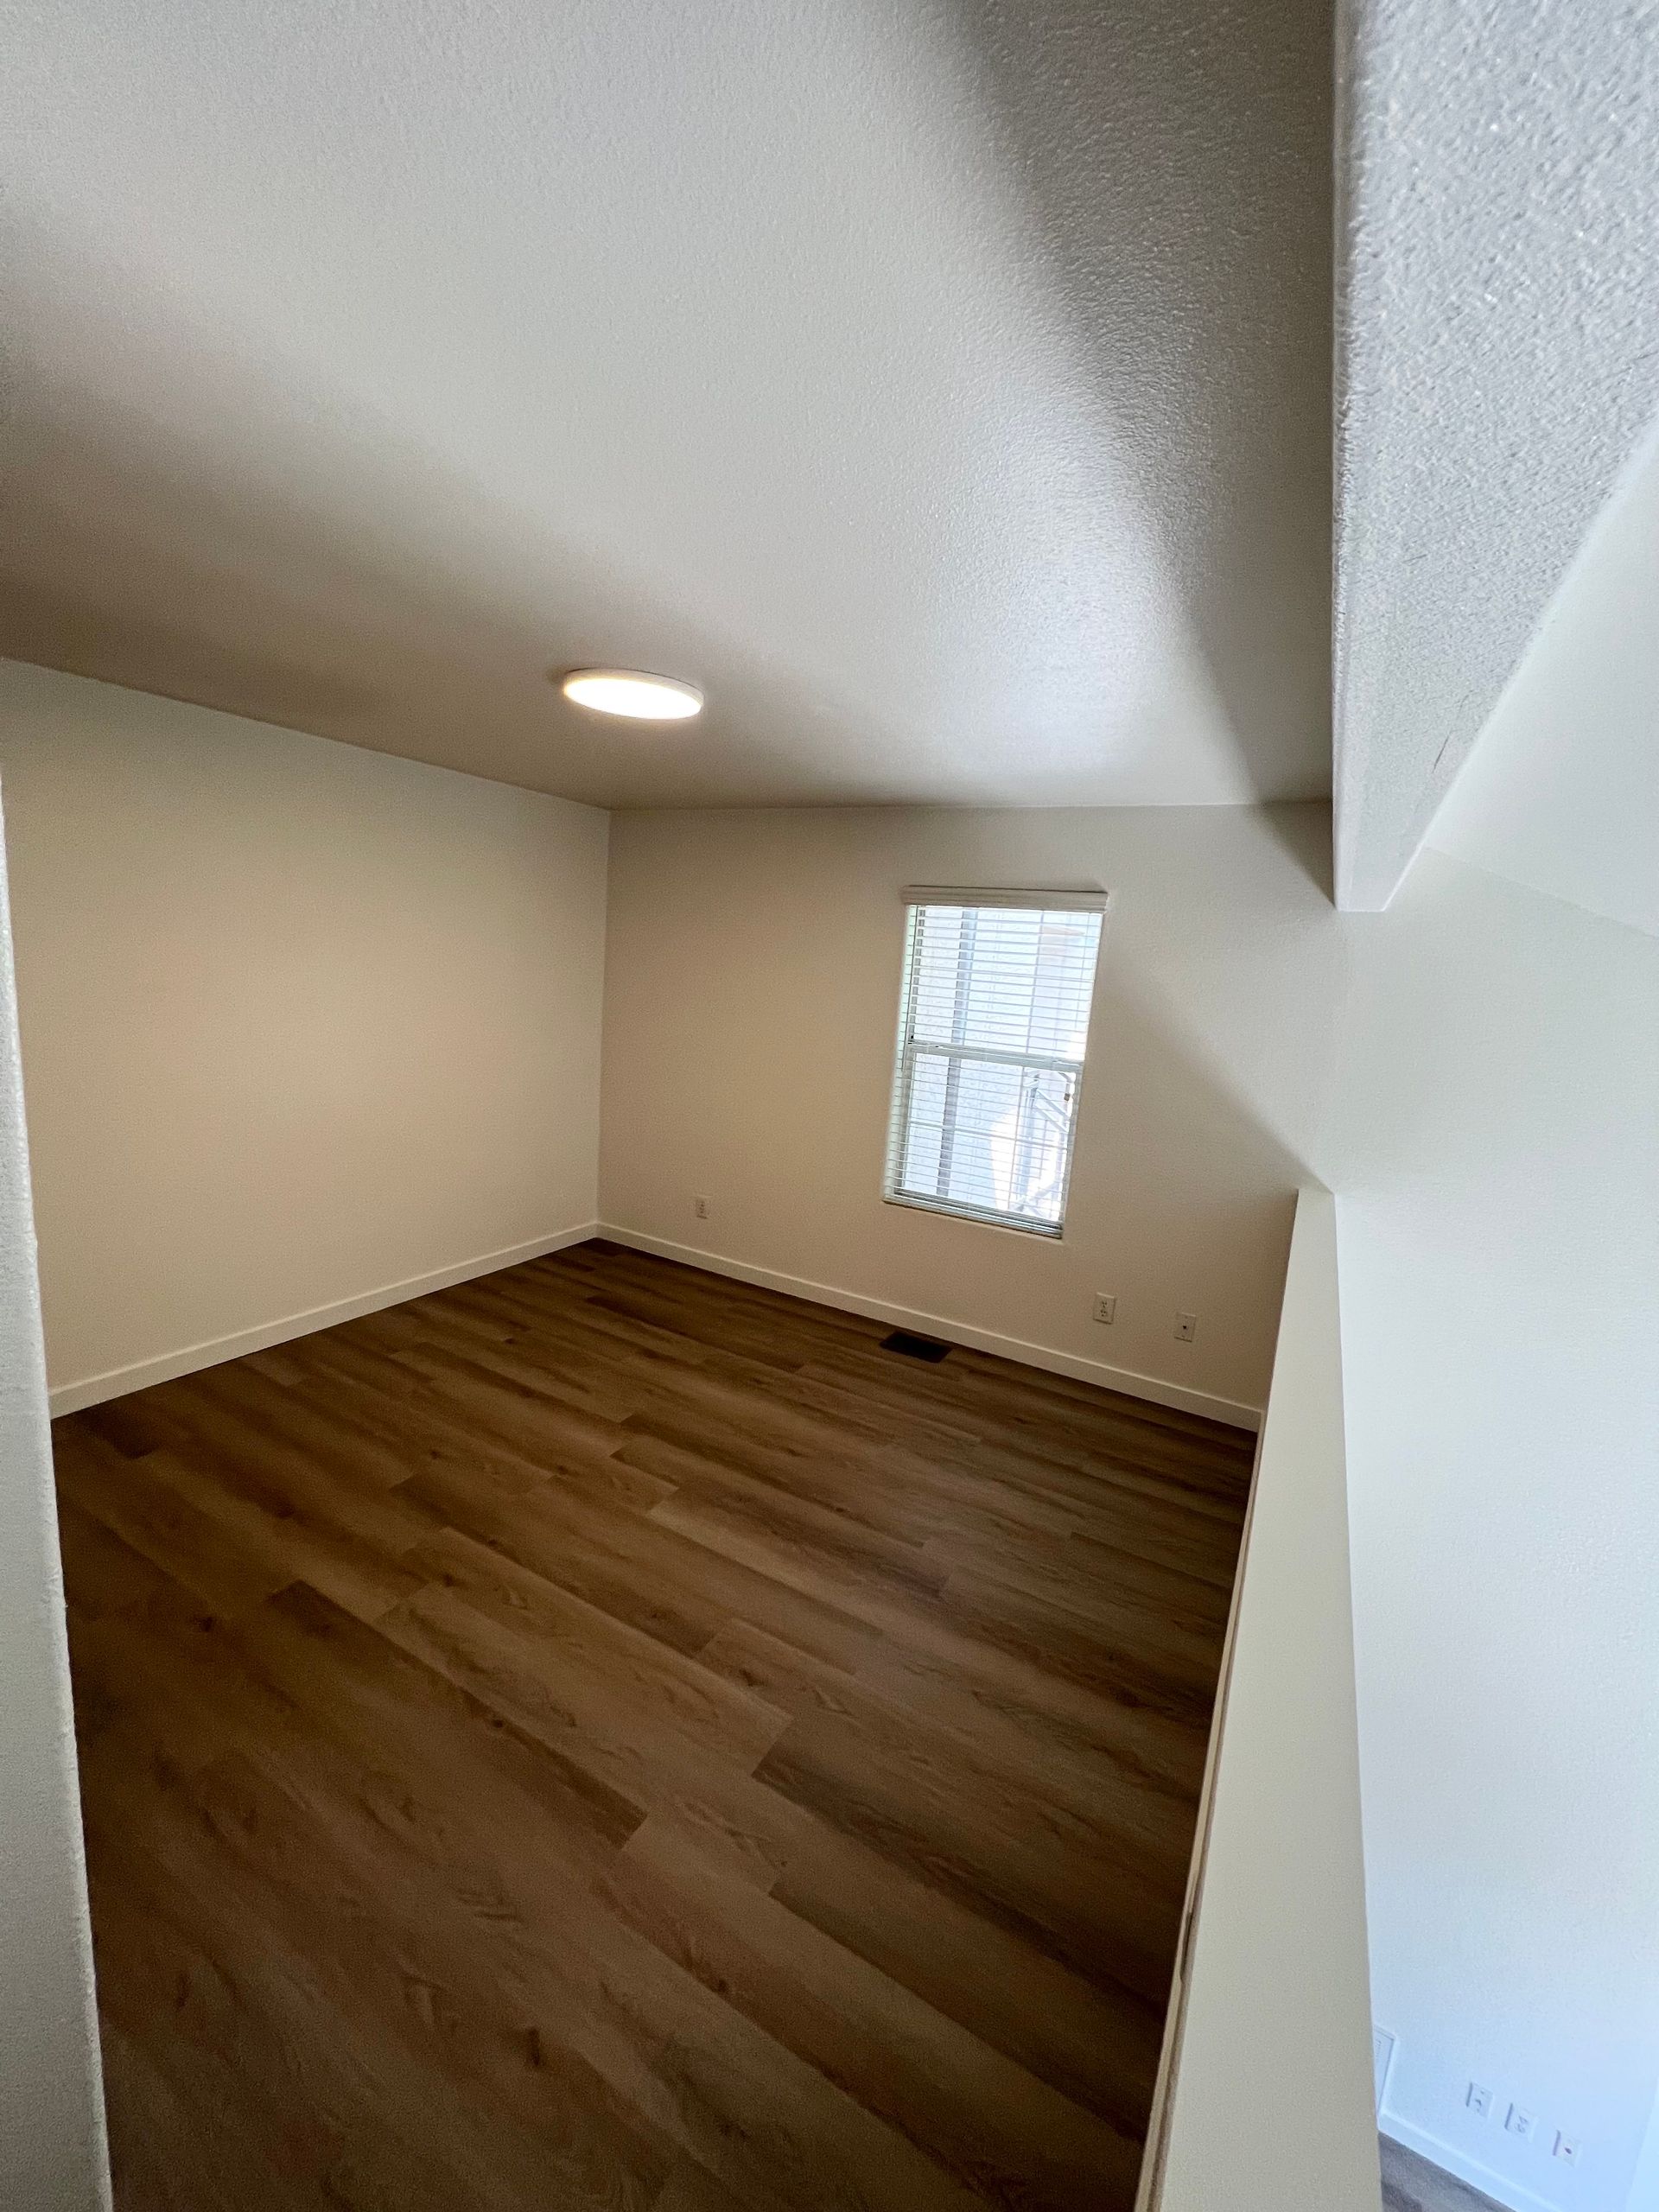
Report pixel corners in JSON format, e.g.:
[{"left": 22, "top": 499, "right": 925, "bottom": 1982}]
[{"left": 3, "top": 7, "right": 1657, "bottom": 2212}]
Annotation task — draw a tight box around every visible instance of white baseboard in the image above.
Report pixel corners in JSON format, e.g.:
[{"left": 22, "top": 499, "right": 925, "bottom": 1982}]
[
  {"left": 47, "top": 1224, "right": 600, "bottom": 1416},
  {"left": 50, "top": 1217, "right": 1263, "bottom": 1433},
  {"left": 1382, "top": 2113, "right": 1557, "bottom": 2212},
  {"left": 598, "top": 1224, "right": 1262, "bottom": 1431}
]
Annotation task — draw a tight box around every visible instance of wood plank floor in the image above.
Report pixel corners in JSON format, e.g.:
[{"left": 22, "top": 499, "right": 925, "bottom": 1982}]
[
  {"left": 54, "top": 1239, "right": 1255, "bottom": 2212},
  {"left": 1380, "top": 2138, "right": 1507, "bottom": 2212}
]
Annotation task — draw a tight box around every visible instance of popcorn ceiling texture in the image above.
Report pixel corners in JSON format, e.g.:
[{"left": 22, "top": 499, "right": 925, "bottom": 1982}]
[
  {"left": 0, "top": 0, "right": 1329, "bottom": 810},
  {"left": 1333, "top": 0, "right": 1659, "bottom": 910}
]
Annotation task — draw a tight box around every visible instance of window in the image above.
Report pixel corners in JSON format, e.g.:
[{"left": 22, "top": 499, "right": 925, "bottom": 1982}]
[{"left": 884, "top": 888, "right": 1106, "bottom": 1236}]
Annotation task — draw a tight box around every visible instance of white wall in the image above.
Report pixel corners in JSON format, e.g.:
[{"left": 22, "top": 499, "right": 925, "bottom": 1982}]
[
  {"left": 1334, "top": 855, "right": 1659, "bottom": 2212},
  {"left": 1426, "top": 412, "right": 1659, "bottom": 942},
  {"left": 1152, "top": 1189, "right": 1377, "bottom": 2212},
  {"left": 0, "top": 792, "right": 110, "bottom": 2209},
  {"left": 1395, "top": 386, "right": 1659, "bottom": 2212},
  {"left": 601, "top": 803, "right": 1346, "bottom": 1427},
  {"left": 0, "top": 660, "right": 608, "bottom": 1406},
  {"left": 1625, "top": 2096, "right": 1659, "bottom": 2212}
]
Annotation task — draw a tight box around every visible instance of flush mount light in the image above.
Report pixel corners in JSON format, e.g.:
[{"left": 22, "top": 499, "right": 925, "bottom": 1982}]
[{"left": 558, "top": 669, "right": 703, "bottom": 721}]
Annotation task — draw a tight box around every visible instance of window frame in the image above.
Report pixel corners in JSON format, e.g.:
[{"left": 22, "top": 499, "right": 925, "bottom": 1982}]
[{"left": 881, "top": 887, "right": 1107, "bottom": 1240}]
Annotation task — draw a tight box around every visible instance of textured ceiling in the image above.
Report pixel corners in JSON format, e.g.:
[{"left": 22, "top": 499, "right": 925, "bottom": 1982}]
[
  {"left": 1333, "top": 0, "right": 1659, "bottom": 909},
  {"left": 0, "top": 0, "right": 1332, "bottom": 810}
]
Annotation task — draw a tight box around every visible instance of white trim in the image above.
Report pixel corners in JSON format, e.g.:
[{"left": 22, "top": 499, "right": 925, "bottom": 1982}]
[
  {"left": 882, "top": 1189, "right": 1062, "bottom": 1239},
  {"left": 1381, "top": 2115, "right": 1553, "bottom": 2212},
  {"left": 46, "top": 1224, "right": 599, "bottom": 1416},
  {"left": 1373, "top": 2026, "right": 1398, "bottom": 2112},
  {"left": 599, "top": 1224, "right": 1262, "bottom": 1430},
  {"left": 48, "top": 1215, "right": 1263, "bottom": 1433},
  {"left": 901, "top": 885, "right": 1108, "bottom": 911}
]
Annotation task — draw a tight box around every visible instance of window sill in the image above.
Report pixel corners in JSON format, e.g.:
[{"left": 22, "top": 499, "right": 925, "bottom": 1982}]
[{"left": 882, "top": 1191, "right": 1065, "bottom": 1240}]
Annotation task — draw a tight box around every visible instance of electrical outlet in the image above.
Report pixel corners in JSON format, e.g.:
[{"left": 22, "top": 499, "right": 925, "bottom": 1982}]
[
  {"left": 1466, "top": 2083, "right": 1494, "bottom": 2120},
  {"left": 1092, "top": 1293, "right": 1116, "bottom": 1325},
  {"left": 1506, "top": 2107, "right": 1535, "bottom": 2141},
  {"left": 1554, "top": 2134, "right": 1581, "bottom": 2168},
  {"left": 1174, "top": 1311, "right": 1198, "bottom": 1344},
  {"left": 693, "top": 1195, "right": 709, "bottom": 1220}
]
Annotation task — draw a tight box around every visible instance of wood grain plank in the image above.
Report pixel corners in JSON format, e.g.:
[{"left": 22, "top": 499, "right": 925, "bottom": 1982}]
[
  {"left": 55, "top": 1496, "right": 173, "bottom": 1622},
  {"left": 405, "top": 1453, "right": 881, "bottom": 1674},
  {"left": 772, "top": 1808, "right": 1165, "bottom": 2140},
  {"left": 755, "top": 1695, "right": 1185, "bottom": 2006},
  {"left": 54, "top": 1427, "right": 293, "bottom": 1621},
  {"left": 378, "top": 1529, "right": 792, "bottom": 1807},
  {"left": 606, "top": 1819, "right": 1146, "bottom": 2212},
  {"left": 53, "top": 1236, "right": 1249, "bottom": 2212}
]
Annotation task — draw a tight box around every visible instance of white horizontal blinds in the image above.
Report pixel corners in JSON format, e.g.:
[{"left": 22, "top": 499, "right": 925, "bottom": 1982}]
[{"left": 887, "top": 899, "right": 1104, "bottom": 1233}]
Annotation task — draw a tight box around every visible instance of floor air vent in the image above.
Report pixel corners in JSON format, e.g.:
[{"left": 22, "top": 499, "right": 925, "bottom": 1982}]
[{"left": 880, "top": 1330, "right": 952, "bottom": 1363}]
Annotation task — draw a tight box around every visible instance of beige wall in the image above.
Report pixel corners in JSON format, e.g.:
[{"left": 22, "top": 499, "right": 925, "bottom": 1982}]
[
  {"left": 0, "top": 660, "right": 608, "bottom": 1405},
  {"left": 1335, "top": 858, "right": 1659, "bottom": 2212},
  {"left": 601, "top": 803, "right": 1343, "bottom": 1423},
  {"left": 1149, "top": 1187, "right": 1377, "bottom": 2212}
]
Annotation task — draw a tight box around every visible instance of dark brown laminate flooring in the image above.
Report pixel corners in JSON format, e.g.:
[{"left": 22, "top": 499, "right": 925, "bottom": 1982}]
[
  {"left": 54, "top": 1239, "right": 1254, "bottom": 2212},
  {"left": 1381, "top": 2138, "right": 1507, "bottom": 2212}
]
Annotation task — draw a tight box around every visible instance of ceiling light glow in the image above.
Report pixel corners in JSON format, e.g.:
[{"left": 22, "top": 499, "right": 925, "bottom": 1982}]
[{"left": 559, "top": 669, "right": 703, "bottom": 721}]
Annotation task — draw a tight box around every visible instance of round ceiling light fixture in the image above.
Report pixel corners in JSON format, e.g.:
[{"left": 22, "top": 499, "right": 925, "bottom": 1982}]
[{"left": 558, "top": 668, "right": 703, "bottom": 721}]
